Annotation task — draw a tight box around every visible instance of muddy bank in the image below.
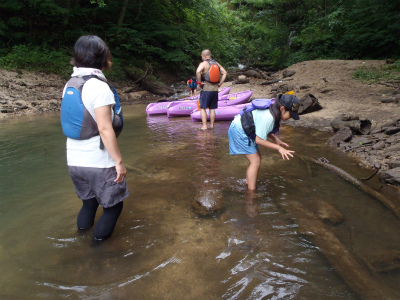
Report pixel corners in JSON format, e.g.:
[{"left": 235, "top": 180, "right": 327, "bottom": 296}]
[
  {"left": 1, "top": 60, "right": 399, "bottom": 186},
  {"left": 0, "top": 68, "right": 169, "bottom": 116}
]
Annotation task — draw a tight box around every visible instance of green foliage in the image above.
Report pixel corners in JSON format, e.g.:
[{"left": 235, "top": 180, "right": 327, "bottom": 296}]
[
  {"left": 90, "top": 0, "right": 106, "bottom": 8},
  {"left": 0, "top": 45, "right": 71, "bottom": 78},
  {"left": 0, "top": 0, "right": 399, "bottom": 79},
  {"left": 353, "top": 61, "right": 400, "bottom": 83}
]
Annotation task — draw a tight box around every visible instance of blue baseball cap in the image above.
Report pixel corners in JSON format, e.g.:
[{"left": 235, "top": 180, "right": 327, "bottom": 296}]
[{"left": 279, "top": 94, "right": 300, "bottom": 120}]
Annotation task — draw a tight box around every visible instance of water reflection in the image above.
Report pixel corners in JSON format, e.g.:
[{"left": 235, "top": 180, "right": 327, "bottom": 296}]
[
  {"left": 1, "top": 105, "right": 399, "bottom": 299},
  {"left": 191, "top": 130, "right": 223, "bottom": 215}
]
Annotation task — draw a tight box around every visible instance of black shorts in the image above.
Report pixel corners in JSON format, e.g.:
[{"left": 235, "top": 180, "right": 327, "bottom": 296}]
[{"left": 199, "top": 91, "right": 218, "bottom": 109}]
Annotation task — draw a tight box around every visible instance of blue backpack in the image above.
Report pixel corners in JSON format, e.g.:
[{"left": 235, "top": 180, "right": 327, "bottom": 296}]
[
  {"left": 240, "top": 98, "right": 279, "bottom": 145},
  {"left": 61, "top": 75, "right": 123, "bottom": 149}
]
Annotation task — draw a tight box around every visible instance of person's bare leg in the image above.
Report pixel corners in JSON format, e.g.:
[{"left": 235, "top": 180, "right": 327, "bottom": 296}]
[
  {"left": 244, "top": 150, "right": 261, "bottom": 190},
  {"left": 209, "top": 109, "right": 216, "bottom": 129},
  {"left": 200, "top": 108, "right": 208, "bottom": 130}
]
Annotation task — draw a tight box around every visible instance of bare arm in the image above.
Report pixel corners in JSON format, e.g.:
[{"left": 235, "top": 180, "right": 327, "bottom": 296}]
[
  {"left": 255, "top": 136, "right": 294, "bottom": 160},
  {"left": 268, "top": 133, "right": 289, "bottom": 147},
  {"left": 196, "top": 62, "right": 206, "bottom": 84},
  {"left": 217, "top": 62, "right": 227, "bottom": 87},
  {"left": 95, "top": 105, "right": 127, "bottom": 183}
]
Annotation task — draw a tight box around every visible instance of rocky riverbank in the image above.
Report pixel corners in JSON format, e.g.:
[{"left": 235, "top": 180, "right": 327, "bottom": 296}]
[{"left": 1, "top": 60, "right": 399, "bottom": 186}]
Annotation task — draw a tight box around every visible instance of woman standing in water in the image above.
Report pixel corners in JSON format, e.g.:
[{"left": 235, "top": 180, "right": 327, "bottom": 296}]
[
  {"left": 61, "top": 35, "right": 129, "bottom": 241},
  {"left": 228, "top": 94, "right": 300, "bottom": 191}
]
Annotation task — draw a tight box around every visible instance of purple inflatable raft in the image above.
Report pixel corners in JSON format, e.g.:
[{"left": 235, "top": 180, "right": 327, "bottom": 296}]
[
  {"left": 146, "top": 86, "right": 231, "bottom": 115},
  {"left": 190, "top": 98, "right": 275, "bottom": 122},
  {"left": 167, "top": 90, "right": 253, "bottom": 118},
  {"left": 190, "top": 104, "right": 248, "bottom": 122}
]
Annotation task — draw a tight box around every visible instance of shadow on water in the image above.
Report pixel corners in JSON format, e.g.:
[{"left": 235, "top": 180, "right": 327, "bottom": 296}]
[{"left": 1, "top": 104, "right": 400, "bottom": 299}]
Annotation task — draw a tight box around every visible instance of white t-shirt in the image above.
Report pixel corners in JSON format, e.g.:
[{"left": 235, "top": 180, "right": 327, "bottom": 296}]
[{"left": 63, "top": 67, "right": 116, "bottom": 168}]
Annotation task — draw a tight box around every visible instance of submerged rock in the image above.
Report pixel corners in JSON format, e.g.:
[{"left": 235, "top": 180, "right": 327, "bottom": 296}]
[
  {"left": 316, "top": 201, "right": 344, "bottom": 224},
  {"left": 192, "top": 189, "right": 223, "bottom": 216}
]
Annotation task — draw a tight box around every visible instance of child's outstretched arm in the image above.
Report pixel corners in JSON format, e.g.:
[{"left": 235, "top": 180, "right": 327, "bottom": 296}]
[
  {"left": 255, "top": 136, "right": 294, "bottom": 160},
  {"left": 268, "top": 133, "right": 289, "bottom": 147}
]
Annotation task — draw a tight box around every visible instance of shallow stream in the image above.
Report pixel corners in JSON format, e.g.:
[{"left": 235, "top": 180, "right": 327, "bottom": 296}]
[{"left": 1, "top": 105, "right": 400, "bottom": 300}]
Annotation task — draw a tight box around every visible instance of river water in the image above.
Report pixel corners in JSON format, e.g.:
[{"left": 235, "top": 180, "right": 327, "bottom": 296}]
[{"left": 1, "top": 105, "right": 400, "bottom": 300}]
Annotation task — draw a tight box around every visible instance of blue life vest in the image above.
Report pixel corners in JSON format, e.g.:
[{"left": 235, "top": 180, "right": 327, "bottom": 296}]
[
  {"left": 239, "top": 98, "right": 279, "bottom": 145},
  {"left": 189, "top": 80, "right": 197, "bottom": 89},
  {"left": 61, "top": 75, "right": 123, "bottom": 148}
]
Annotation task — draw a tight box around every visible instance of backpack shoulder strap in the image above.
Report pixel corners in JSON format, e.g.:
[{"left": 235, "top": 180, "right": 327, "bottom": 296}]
[
  {"left": 81, "top": 75, "right": 124, "bottom": 149},
  {"left": 82, "top": 75, "right": 122, "bottom": 114}
]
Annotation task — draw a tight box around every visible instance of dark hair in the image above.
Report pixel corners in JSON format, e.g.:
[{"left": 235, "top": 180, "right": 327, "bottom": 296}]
[
  {"left": 192, "top": 76, "right": 196, "bottom": 81},
  {"left": 270, "top": 97, "right": 282, "bottom": 131},
  {"left": 72, "top": 35, "right": 112, "bottom": 70}
]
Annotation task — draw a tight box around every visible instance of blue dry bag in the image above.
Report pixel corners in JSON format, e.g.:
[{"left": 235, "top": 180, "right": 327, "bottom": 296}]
[{"left": 61, "top": 75, "right": 124, "bottom": 149}]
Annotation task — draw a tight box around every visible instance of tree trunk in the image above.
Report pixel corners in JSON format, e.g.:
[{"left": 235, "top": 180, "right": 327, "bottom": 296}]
[{"left": 117, "top": 0, "right": 129, "bottom": 26}]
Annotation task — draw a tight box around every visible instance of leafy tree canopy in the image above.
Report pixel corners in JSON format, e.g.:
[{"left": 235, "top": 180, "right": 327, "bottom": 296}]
[{"left": 0, "top": 0, "right": 398, "bottom": 80}]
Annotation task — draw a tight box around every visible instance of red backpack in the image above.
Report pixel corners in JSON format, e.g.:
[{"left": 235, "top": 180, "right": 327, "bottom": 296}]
[{"left": 205, "top": 59, "right": 220, "bottom": 83}]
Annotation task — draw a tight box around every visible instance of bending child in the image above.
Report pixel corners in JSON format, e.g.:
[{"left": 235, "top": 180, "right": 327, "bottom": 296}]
[{"left": 228, "top": 94, "right": 300, "bottom": 191}]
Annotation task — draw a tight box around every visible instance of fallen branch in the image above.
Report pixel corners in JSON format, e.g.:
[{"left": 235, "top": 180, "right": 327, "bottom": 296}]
[
  {"left": 280, "top": 200, "right": 399, "bottom": 300},
  {"left": 133, "top": 63, "right": 153, "bottom": 84},
  {"left": 297, "top": 154, "right": 400, "bottom": 218}
]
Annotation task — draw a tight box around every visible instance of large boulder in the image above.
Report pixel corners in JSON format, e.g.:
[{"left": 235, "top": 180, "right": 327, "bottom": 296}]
[
  {"left": 298, "top": 93, "right": 323, "bottom": 115},
  {"left": 234, "top": 75, "right": 249, "bottom": 84},
  {"left": 282, "top": 69, "right": 296, "bottom": 78},
  {"left": 243, "top": 69, "right": 263, "bottom": 78}
]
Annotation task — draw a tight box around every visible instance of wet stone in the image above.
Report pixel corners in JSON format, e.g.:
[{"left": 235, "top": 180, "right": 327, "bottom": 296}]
[
  {"left": 192, "top": 189, "right": 223, "bottom": 216},
  {"left": 380, "top": 167, "right": 400, "bottom": 187}
]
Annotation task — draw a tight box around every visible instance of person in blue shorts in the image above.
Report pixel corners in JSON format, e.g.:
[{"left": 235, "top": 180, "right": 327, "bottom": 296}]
[
  {"left": 228, "top": 94, "right": 300, "bottom": 191},
  {"left": 196, "top": 49, "right": 227, "bottom": 131}
]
